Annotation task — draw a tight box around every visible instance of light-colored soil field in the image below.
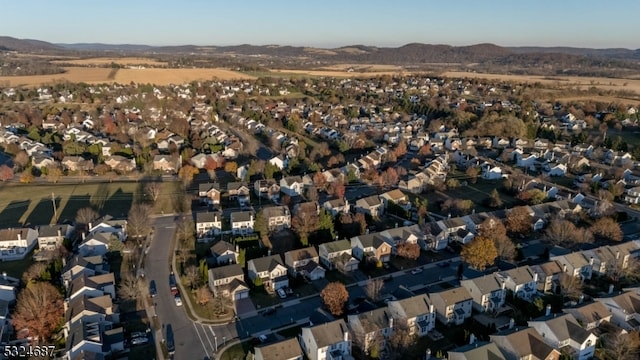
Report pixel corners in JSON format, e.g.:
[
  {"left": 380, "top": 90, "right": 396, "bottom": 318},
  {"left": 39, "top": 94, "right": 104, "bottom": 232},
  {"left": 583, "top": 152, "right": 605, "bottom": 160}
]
[
  {"left": 442, "top": 71, "right": 640, "bottom": 94},
  {"left": 319, "top": 63, "right": 405, "bottom": 72},
  {"left": 52, "top": 57, "right": 168, "bottom": 66},
  {"left": 269, "top": 68, "right": 407, "bottom": 78},
  {"left": 554, "top": 96, "right": 640, "bottom": 106},
  {"left": 0, "top": 67, "right": 254, "bottom": 87}
]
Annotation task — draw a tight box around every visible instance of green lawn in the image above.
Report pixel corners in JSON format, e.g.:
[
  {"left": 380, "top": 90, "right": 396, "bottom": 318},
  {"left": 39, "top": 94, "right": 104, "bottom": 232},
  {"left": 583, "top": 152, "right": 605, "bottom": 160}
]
[{"left": 0, "top": 254, "right": 33, "bottom": 279}]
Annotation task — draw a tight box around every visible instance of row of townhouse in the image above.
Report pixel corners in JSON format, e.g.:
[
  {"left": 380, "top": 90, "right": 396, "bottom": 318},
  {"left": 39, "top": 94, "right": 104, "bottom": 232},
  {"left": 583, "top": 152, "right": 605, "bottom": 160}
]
[
  {"left": 61, "top": 254, "right": 123, "bottom": 360},
  {"left": 0, "top": 224, "right": 76, "bottom": 262}
]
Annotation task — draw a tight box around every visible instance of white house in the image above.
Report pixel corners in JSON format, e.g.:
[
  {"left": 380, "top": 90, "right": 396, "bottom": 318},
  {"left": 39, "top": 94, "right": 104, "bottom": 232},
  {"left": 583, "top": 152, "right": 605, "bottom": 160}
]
[
  {"left": 299, "top": 319, "right": 352, "bottom": 360},
  {"left": 0, "top": 228, "right": 39, "bottom": 261},
  {"left": 497, "top": 266, "right": 538, "bottom": 302},
  {"left": 528, "top": 313, "right": 597, "bottom": 360},
  {"left": 595, "top": 291, "right": 640, "bottom": 331},
  {"left": 195, "top": 211, "right": 222, "bottom": 240},
  {"left": 280, "top": 176, "right": 304, "bottom": 197},
  {"left": 230, "top": 211, "right": 254, "bottom": 236},
  {"left": 387, "top": 294, "right": 436, "bottom": 337},
  {"left": 460, "top": 274, "right": 507, "bottom": 313},
  {"left": 247, "top": 254, "right": 288, "bottom": 291},
  {"left": 430, "top": 287, "right": 473, "bottom": 325}
]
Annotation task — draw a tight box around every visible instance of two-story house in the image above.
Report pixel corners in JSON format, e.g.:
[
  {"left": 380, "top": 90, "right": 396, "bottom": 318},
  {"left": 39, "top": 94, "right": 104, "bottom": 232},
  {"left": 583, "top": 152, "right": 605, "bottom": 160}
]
[
  {"left": 209, "top": 241, "right": 239, "bottom": 265},
  {"left": 490, "top": 327, "right": 561, "bottom": 360},
  {"left": 386, "top": 294, "right": 436, "bottom": 337},
  {"left": 280, "top": 176, "right": 304, "bottom": 197},
  {"left": 88, "top": 216, "right": 127, "bottom": 242},
  {"left": 323, "top": 198, "right": 350, "bottom": 217},
  {"left": 254, "top": 337, "right": 303, "bottom": 360},
  {"left": 254, "top": 179, "right": 281, "bottom": 203},
  {"left": 528, "top": 313, "right": 597, "bottom": 360},
  {"left": 448, "top": 342, "right": 507, "bottom": 360},
  {"left": 198, "top": 182, "right": 221, "bottom": 205},
  {"left": 227, "top": 182, "right": 251, "bottom": 207},
  {"left": 347, "top": 308, "right": 393, "bottom": 354},
  {"left": 230, "top": 211, "right": 254, "bottom": 236},
  {"left": 595, "top": 290, "right": 640, "bottom": 331},
  {"left": 497, "top": 266, "right": 538, "bottom": 302},
  {"left": 208, "top": 264, "right": 249, "bottom": 300},
  {"left": 351, "top": 234, "right": 392, "bottom": 264},
  {"left": 37, "top": 224, "right": 74, "bottom": 251},
  {"left": 563, "top": 301, "right": 612, "bottom": 331},
  {"left": 65, "top": 294, "right": 118, "bottom": 328},
  {"left": 551, "top": 252, "right": 593, "bottom": 281},
  {"left": 263, "top": 206, "right": 291, "bottom": 231},
  {"left": 530, "top": 260, "right": 563, "bottom": 293},
  {"left": 0, "top": 228, "right": 38, "bottom": 261},
  {"left": 430, "top": 287, "right": 473, "bottom": 325},
  {"left": 299, "top": 319, "right": 352, "bottom": 360},
  {"left": 379, "top": 189, "right": 410, "bottom": 211},
  {"left": 354, "top": 196, "right": 384, "bottom": 218},
  {"left": 247, "top": 254, "right": 289, "bottom": 291},
  {"left": 460, "top": 274, "right": 507, "bottom": 314},
  {"left": 283, "top": 247, "right": 325, "bottom": 281},
  {"left": 67, "top": 273, "right": 116, "bottom": 301},
  {"left": 195, "top": 211, "right": 223, "bottom": 240},
  {"left": 318, "top": 240, "right": 359, "bottom": 272}
]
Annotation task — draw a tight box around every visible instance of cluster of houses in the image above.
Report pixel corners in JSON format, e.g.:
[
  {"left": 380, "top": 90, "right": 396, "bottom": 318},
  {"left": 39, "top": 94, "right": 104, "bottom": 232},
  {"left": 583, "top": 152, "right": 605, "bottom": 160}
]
[{"left": 249, "top": 237, "right": 640, "bottom": 360}]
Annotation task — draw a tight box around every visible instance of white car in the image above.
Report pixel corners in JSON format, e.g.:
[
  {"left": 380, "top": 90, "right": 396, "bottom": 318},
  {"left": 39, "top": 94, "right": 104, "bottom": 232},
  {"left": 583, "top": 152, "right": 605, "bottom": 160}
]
[
  {"left": 131, "top": 336, "right": 149, "bottom": 346},
  {"left": 277, "top": 288, "right": 287, "bottom": 299},
  {"left": 411, "top": 268, "right": 423, "bottom": 275},
  {"left": 174, "top": 295, "right": 183, "bottom": 306}
]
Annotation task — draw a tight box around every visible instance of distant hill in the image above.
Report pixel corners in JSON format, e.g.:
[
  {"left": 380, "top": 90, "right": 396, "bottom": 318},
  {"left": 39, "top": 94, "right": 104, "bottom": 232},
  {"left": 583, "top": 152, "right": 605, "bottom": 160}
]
[
  {"left": 0, "top": 36, "right": 62, "bottom": 52},
  {"left": 57, "top": 43, "right": 155, "bottom": 52},
  {"left": 508, "top": 46, "right": 640, "bottom": 61}
]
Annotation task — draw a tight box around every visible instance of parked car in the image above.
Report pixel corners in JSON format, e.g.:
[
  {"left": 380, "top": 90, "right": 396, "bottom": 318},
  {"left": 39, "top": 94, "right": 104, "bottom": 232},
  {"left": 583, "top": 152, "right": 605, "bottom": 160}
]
[
  {"left": 263, "top": 307, "right": 276, "bottom": 316},
  {"left": 130, "top": 336, "right": 149, "bottom": 346},
  {"left": 149, "top": 280, "right": 157, "bottom": 297},
  {"left": 437, "top": 261, "right": 450, "bottom": 268},
  {"left": 411, "top": 268, "right": 423, "bottom": 275},
  {"left": 174, "top": 295, "right": 183, "bottom": 307},
  {"left": 258, "top": 335, "right": 268, "bottom": 343},
  {"left": 277, "top": 288, "right": 287, "bottom": 299}
]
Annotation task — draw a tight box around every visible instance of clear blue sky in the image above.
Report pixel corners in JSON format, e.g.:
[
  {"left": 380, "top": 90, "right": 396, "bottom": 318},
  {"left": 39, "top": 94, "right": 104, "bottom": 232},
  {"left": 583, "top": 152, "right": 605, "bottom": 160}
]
[{"left": 2, "top": 0, "right": 638, "bottom": 49}]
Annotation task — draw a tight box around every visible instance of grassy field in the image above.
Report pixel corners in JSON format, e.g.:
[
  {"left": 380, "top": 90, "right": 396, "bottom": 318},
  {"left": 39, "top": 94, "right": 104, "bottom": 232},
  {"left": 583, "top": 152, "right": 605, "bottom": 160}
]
[
  {"left": 0, "top": 255, "right": 33, "bottom": 280},
  {"left": 0, "top": 182, "right": 143, "bottom": 227},
  {"left": 51, "top": 57, "right": 168, "bottom": 66},
  {"left": 0, "top": 67, "right": 254, "bottom": 87}
]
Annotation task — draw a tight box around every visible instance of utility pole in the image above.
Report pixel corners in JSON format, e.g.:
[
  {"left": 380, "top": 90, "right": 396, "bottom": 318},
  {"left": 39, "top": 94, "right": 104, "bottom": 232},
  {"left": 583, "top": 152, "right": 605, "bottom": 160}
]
[{"left": 51, "top": 192, "right": 57, "bottom": 223}]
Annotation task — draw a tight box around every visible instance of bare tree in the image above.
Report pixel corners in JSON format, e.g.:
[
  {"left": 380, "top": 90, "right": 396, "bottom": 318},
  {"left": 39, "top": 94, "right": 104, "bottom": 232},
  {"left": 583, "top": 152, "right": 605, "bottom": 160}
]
[
  {"left": 546, "top": 219, "right": 593, "bottom": 248},
  {"left": 590, "top": 217, "right": 623, "bottom": 242},
  {"left": 118, "top": 272, "right": 142, "bottom": 303},
  {"left": 292, "top": 211, "right": 319, "bottom": 246},
  {"left": 600, "top": 328, "right": 640, "bottom": 360},
  {"left": 387, "top": 321, "right": 416, "bottom": 359},
  {"left": 558, "top": 273, "right": 583, "bottom": 302},
  {"left": 365, "top": 278, "right": 384, "bottom": 302},
  {"left": 46, "top": 165, "right": 63, "bottom": 184},
  {"left": 76, "top": 207, "right": 99, "bottom": 228},
  {"left": 127, "top": 203, "right": 152, "bottom": 243},
  {"left": 505, "top": 206, "right": 532, "bottom": 235},
  {"left": 145, "top": 181, "right": 162, "bottom": 203},
  {"left": 196, "top": 286, "right": 213, "bottom": 306},
  {"left": 21, "top": 262, "right": 48, "bottom": 285},
  {"left": 185, "top": 265, "right": 201, "bottom": 290}
]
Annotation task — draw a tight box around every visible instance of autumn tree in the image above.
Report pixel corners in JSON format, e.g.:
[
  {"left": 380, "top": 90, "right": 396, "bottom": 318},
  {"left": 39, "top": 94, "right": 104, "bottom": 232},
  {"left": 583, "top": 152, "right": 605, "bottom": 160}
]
[
  {"left": 127, "top": 203, "right": 152, "bottom": 243},
  {"left": 254, "top": 210, "right": 269, "bottom": 243},
  {"left": 0, "top": 164, "right": 14, "bottom": 181},
  {"left": 517, "top": 188, "right": 546, "bottom": 205},
  {"left": 487, "top": 188, "right": 503, "bottom": 208},
  {"left": 292, "top": 211, "right": 319, "bottom": 246},
  {"left": 313, "top": 172, "right": 327, "bottom": 190},
  {"left": 20, "top": 172, "right": 34, "bottom": 183},
  {"left": 465, "top": 166, "right": 479, "bottom": 184},
  {"left": 461, "top": 236, "right": 498, "bottom": 271},
  {"left": 387, "top": 322, "right": 417, "bottom": 359},
  {"left": 394, "top": 140, "right": 407, "bottom": 158},
  {"left": 600, "top": 331, "right": 640, "bottom": 360},
  {"left": 353, "top": 213, "right": 368, "bottom": 235},
  {"left": 46, "top": 165, "right": 63, "bottom": 183},
  {"left": 145, "top": 181, "right": 162, "bottom": 203},
  {"left": 204, "top": 156, "right": 219, "bottom": 171},
  {"left": 546, "top": 219, "right": 593, "bottom": 248},
  {"left": 224, "top": 161, "right": 238, "bottom": 174},
  {"left": 478, "top": 218, "right": 516, "bottom": 261},
  {"left": 558, "top": 272, "right": 583, "bottom": 302},
  {"left": 396, "top": 243, "right": 420, "bottom": 260},
  {"left": 320, "top": 282, "right": 349, "bottom": 316},
  {"left": 178, "top": 164, "right": 199, "bottom": 187},
  {"left": 379, "top": 167, "right": 399, "bottom": 187},
  {"left": 14, "top": 150, "right": 30, "bottom": 172},
  {"left": 505, "top": 206, "right": 532, "bottom": 236},
  {"left": 184, "top": 265, "right": 201, "bottom": 290},
  {"left": 22, "top": 262, "right": 48, "bottom": 285},
  {"left": 590, "top": 217, "right": 623, "bottom": 242},
  {"left": 12, "top": 282, "right": 64, "bottom": 343},
  {"left": 196, "top": 286, "right": 213, "bottom": 306}
]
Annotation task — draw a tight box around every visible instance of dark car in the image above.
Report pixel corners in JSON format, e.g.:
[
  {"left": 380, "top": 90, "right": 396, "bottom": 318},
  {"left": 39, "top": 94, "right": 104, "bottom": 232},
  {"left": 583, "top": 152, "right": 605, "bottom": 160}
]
[
  {"left": 263, "top": 307, "right": 276, "bottom": 316},
  {"left": 437, "top": 261, "right": 450, "bottom": 268},
  {"left": 149, "top": 280, "right": 157, "bottom": 297}
]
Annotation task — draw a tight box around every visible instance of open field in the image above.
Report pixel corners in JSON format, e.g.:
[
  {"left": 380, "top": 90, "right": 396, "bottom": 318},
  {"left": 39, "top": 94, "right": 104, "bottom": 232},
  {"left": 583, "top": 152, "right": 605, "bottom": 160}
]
[
  {"left": 442, "top": 71, "right": 640, "bottom": 94},
  {"left": 269, "top": 68, "right": 408, "bottom": 78},
  {"left": 318, "top": 63, "right": 405, "bottom": 72},
  {"left": 552, "top": 95, "right": 640, "bottom": 106},
  {"left": 51, "top": 57, "right": 168, "bottom": 66},
  {"left": 0, "top": 67, "right": 254, "bottom": 87},
  {"left": 0, "top": 182, "right": 141, "bottom": 228}
]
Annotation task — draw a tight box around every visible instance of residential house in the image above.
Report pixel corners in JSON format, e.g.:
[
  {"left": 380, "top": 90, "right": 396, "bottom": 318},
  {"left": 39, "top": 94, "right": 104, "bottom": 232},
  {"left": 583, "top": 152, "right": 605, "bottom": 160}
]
[
  {"left": 430, "top": 287, "right": 473, "bottom": 325},
  {"left": 379, "top": 189, "right": 410, "bottom": 211},
  {"left": 0, "top": 227, "right": 39, "bottom": 261},
  {"left": 284, "top": 247, "right": 325, "bottom": 281},
  {"left": 67, "top": 273, "right": 116, "bottom": 301},
  {"left": 497, "top": 266, "right": 538, "bottom": 302},
  {"left": 460, "top": 274, "right": 507, "bottom": 314},
  {"left": 209, "top": 241, "right": 239, "bottom": 265},
  {"left": 65, "top": 319, "right": 124, "bottom": 360},
  {"left": 530, "top": 261, "right": 563, "bottom": 293},
  {"left": 198, "top": 182, "right": 221, "bottom": 205},
  {"left": 490, "top": 327, "right": 561, "bottom": 360},
  {"left": 299, "top": 319, "right": 352, "bottom": 360},
  {"left": 347, "top": 307, "right": 393, "bottom": 353},
  {"left": 207, "top": 264, "right": 249, "bottom": 300},
  {"left": 77, "top": 233, "right": 113, "bottom": 258},
  {"left": 230, "top": 211, "right": 255, "bottom": 236},
  {"left": 448, "top": 342, "right": 507, "bottom": 360},
  {"left": 37, "top": 224, "right": 74, "bottom": 251},
  {"left": 354, "top": 195, "right": 384, "bottom": 218},
  {"left": 269, "top": 154, "right": 288, "bottom": 170},
  {"left": 195, "top": 211, "right": 222, "bottom": 240},
  {"left": 386, "top": 294, "right": 436, "bottom": 337},
  {"left": 247, "top": 254, "right": 288, "bottom": 291},
  {"left": 61, "top": 255, "right": 110, "bottom": 288},
  {"left": 323, "top": 198, "right": 350, "bottom": 216},
  {"left": 318, "top": 240, "right": 359, "bottom": 272},
  {"left": 481, "top": 164, "right": 504, "bottom": 180},
  {"left": 227, "top": 182, "right": 251, "bottom": 206},
  {"left": 581, "top": 247, "right": 617, "bottom": 277},
  {"left": 88, "top": 216, "right": 127, "bottom": 242},
  {"left": 254, "top": 179, "right": 281, "bottom": 203},
  {"left": 551, "top": 252, "right": 593, "bottom": 280},
  {"left": 62, "top": 156, "right": 95, "bottom": 172},
  {"left": 152, "top": 155, "right": 178, "bottom": 173},
  {"left": 595, "top": 291, "right": 640, "bottom": 331},
  {"left": 65, "top": 294, "right": 118, "bottom": 328},
  {"left": 293, "top": 201, "right": 320, "bottom": 217},
  {"left": 351, "top": 233, "right": 392, "bottom": 264},
  {"left": 625, "top": 186, "right": 640, "bottom": 204},
  {"left": 280, "top": 176, "right": 304, "bottom": 197},
  {"left": 103, "top": 155, "right": 136, "bottom": 173},
  {"left": 563, "top": 301, "right": 612, "bottom": 331},
  {"left": 398, "top": 177, "right": 424, "bottom": 194},
  {"left": 528, "top": 313, "right": 597, "bottom": 360},
  {"left": 263, "top": 206, "right": 291, "bottom": 231},
  {"left": 254, "top": 337, "right": 303, "bottom": 360}
]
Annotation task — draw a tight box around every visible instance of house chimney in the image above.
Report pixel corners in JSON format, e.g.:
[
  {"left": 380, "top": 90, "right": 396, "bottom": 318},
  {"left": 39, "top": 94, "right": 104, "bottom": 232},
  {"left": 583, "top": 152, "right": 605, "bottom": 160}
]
[
  {"left": 58, "top": 227, "right": 62, "bottom": 238},
  {"left": 389, "top": 317, "right": 394, "bottom": 329},
  {"left": 589, "top": 257, "right": 594, "bottom": 266},
  {"left": 267, "top": 249, "right": 271, "bottom": 256},
  {"left": 17, "top": 232, "right": 21, "bottom": 241},
  {"left": 469, "top": 333, "right": 476, "bottom": 345},
  {"left": 608, "top": 284, "right": 614, "bottom": 294},
  {"left": 545, "top": 304, "right": 551, "bottom": 316},
  {"left": 509, "top": 318, "right": 515, "bottom": 329},
  {"left": 88, "top": 222, "right": 93, "bottom": 230},
  {"left": 563, "top": 264, "right": 567, "bottom": 273},
  {"left": 579, "top": 295, "right": 584, "bottom": 304},
  {"left": 502, "top": 281, "right": 506, "bottom": 290},
  {"left": 425, "top": 349, "right": 431, "bottom": 360},
  {"left": 344, "top": 330, "right": 349, "bottom": 342},
  {"left": 616, "top": 251, "right": 620, "bottom": 260}
]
